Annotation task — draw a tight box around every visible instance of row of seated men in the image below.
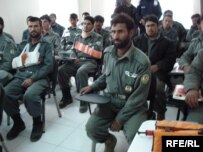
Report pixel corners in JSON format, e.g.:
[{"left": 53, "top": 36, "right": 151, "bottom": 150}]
[{"left": 0, "top": 11, "right": 203, "bottom": 152}]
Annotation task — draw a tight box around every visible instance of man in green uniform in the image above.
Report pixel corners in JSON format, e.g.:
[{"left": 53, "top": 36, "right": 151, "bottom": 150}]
[
  {"left": 80, "top": 13, "right": 151, "bottom": 151},
  {"left": 3, "top": 17, "right": 53, "bottom": 142},
  {"left": 60, "top": 13, "right": 82, "bottom": 54},
  {"left": 94, "top": 15, "right": 112, "bottom": 49},
  {"left": 159, "top": 13, "right": 179, "bottom": 43},
  {"left": 0, "top": 17, "right": 17, "bottom": 85},
  {"left": 49, "top": 13, "right": 65, "bottom": 37},
  {"left": 179, "top": 16, "right": 203, "bottom": 73},
  {"left": 184, "top": 48, "right": 203, "bottom": 123},
  {"left": 40, "top": 15, "right": 61, "bottom": 56},
  {"left": 58, "top": 16, "right": 103, "bottom": 112}
]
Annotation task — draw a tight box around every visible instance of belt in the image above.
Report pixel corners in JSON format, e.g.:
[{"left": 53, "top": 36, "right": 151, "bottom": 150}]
[
  {"left": 104, "top": 89, "right": 127, "bottom": 100},
  {"left": 18, "top": 69, "right": 33, "bottom": 73}
]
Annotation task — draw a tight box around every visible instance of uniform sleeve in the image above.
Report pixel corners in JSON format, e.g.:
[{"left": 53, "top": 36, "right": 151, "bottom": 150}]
[
  {"left": 93, "top": 35, "right": 103, "bottom": 53},
  {"left": 184, "top": 49, "right": 203, "bottom": 92},
  {"left": 116, "top": 61, "right": 151, "bottom": 125},
  {"left": 30, "top": 43, "right": 53, "bottom": 81},
  {"left": 179, "top": 40, "right": 198, "bottom": 69},
  {"left": 0, "top": 41, "right": 17, "bottom": 71},
  {"left": 90, "top": 51, "right": 108, "bottom": 90},
  {"left": 53, "top": 34, "right": 61, "bottom": 55}
]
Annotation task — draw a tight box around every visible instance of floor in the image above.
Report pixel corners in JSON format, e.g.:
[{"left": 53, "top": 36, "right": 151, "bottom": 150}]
[{"left": 0, "top": 77, "right": 182, "bottom": 152}]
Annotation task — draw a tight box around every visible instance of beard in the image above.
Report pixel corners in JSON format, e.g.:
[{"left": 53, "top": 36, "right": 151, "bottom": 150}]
[
  {"left": 113, "top": 37, "right": 130, "bottom": 49},
  {"left": 30, "top": 31, "right": 41, "bottom": 38}
]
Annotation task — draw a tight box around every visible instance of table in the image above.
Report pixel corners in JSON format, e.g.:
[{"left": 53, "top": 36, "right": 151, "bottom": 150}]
[{"left": 128, "top": 120, "right": 156, "bottom": 152}]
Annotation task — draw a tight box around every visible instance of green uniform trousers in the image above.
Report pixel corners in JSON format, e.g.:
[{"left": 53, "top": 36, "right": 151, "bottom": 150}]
[
  {"left": 186, "top": 103, "right": 203, "bottom": 123},
  {"left": 4, "top": 78, "right": 49, "bottom": 117},
  {"left": 86, "top": 103, "right": 147, "bottom": 144}
]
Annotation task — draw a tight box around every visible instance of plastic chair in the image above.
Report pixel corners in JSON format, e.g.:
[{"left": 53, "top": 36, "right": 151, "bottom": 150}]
[
  {"left": 7, "top": 58, "right": 62, "bottom": 132},
  {"left": 41, "top": 58, "right": 62, "bottom": 132}
]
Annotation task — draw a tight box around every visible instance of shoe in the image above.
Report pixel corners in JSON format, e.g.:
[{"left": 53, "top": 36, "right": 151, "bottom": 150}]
[
  {"left": 30, "top": 122, "right": 43, "bottom": 142},
  {"left": 6, "top": 122, "right": 25, "bottom": 140},
  {"left": 59, "top": 98, "right": 73, "bottom": 109},
  {"left": 157, "top": 113, "right": 165, "bottom": 120},
  {"left": 79, "top": 101, "right": 88, "bottom": 113},
  {"left": 104, "top": 134, "right": 117, "bottom": 152}
]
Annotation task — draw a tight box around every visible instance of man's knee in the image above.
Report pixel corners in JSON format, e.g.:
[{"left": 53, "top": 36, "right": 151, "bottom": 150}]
[
  {"left": 76, "top": 68, "right": 87, "bottom": 76},
  {"left": 86, "top": 117, "right": 96, "bottom": 136}
]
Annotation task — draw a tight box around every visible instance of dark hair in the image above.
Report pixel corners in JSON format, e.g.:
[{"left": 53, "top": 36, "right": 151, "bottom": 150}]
[
  {"left": 111, "top": 13, "right": 135, "bottom": 31},
  {"left": 94, "top": 15, "right": 104, "bottom": 23},
  {"left": 49, "top": 13, "right": 56, "bottom": 18},
  {"left": 191, "top": 13, "right": 201, "bottom": 19},
  {"left": 70, "top": 13, "right": 78, "bottom": 20},
  {"left": 84, "top": 16, "right": 95, "bottom": 25},
  {"left": 82, "top": 12, "right": 90, "bottom": 17},
  {"left": 143, "top": 14, "right": 159, "bottom": 25},
  {"left": 40, "top": 14, "right": 51, "bottom": 22},
  {"left": 164, "top": 10, "right": 173, "bottom": 17},
  {"left": 0, "top": 17, "right": 4, "bottom": 26},
  {"left": 28, "top": 16, "right": 42, "bottom": 26}
]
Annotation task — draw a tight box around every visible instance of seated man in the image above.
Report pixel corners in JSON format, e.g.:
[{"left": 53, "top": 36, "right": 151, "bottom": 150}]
[
  {"left": 133, "top": 15, "right": 176, "bottom": 120},
  {"left": 159, "top": 12, "right": 179, "bottom": 43},
  {"left": 0, "top": 17, "right": 17, "bottom": 85},
  {"left": 179, "top": 15, "right": 203, "bottom": 73},
  {"left": 94, "top": 15, "right": 112, "bottom": 49},
  {"left": 184, "top": 48, "right": 203, "bottom": 123},
  {"left": 40, "top": 14, "right": 61, "bottom": 56},
  {"left": 186, "top": 13, "right": 201, "bottom": 42},
  {"left": 60, "top": 13, "right": 82, "bottom": 52},
  {"left": 49, "top": 13, "right": 65, "bottom": 37},
  {"left": 80, "top": 13, "right": 151, "bottom": 151},
  {"left": 58, "top": 16, "right": 103, "bottom": 112},
  {"left": 3, "top": 17, "right": 53, "bottom": 142}
]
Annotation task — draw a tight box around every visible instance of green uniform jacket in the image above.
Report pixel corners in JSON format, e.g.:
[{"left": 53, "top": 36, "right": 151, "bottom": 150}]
[
  {"left": 94, "top": 28, "right": 112, "bottom": 49},
  {"left": 43, "top": 30, "right": 61, "bottom": 55},
  {"left": 61, "top": 26, "right": 82, "bottom": 50},
  {"left": 179, "top": 32, "right": 203, "bottom": 69},
  {"left": 91, "top": 44, "right": 151, "bottom": 124},
  {"left": 184, "top": 48, "right": 203, "bottom": 92},
  {"left": 0, "top": 33, "right": 17, "bottom": 71},
  {"left": 159, "top": 26, "right": 179, "bottom": 42},
  {"left": 15, "top": 37, "right": 53, "bottom": 82},
  {"left": 51, "top": 23, "right": 65, "bottom": 37}
]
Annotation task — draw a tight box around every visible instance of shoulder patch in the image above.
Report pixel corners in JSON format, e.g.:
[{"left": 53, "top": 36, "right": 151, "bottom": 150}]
[{"left": 141, "top": 74, "right": 150, "bottom": 84}]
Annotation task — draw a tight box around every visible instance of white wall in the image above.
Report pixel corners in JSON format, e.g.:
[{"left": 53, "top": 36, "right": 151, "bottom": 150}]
[
  {"left": 0, "top": 0, "right": 41, "bottom": 43},
  {"left": 0, "top": 0, "right": 201, "bottom": 43}
]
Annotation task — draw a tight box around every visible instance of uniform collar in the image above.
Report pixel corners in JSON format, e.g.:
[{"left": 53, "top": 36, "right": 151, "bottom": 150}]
[{"left": 112, "top": 43, "right": 135, "bottom": 62}]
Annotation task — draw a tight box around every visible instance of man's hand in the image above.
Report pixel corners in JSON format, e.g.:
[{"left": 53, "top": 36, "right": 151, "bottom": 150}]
[
  {"left": 22, "top": 78, "right": 33, "bottom": 88},
  {"left": 110, "top": 120, "right": 122, "bottom": 132},
  {"left": 185, "top": 89, "right": 199, "bottom": 108},
  {"left": 74, "top": 57, "right": 80, "bottom": 63},
  {"left": 183, "top": 65, "right": 190, "bottom": 73},
  {"left": 80, "top": 86, "right": 93, "bottom": 95},
  {"left": 151, "top": 65, "right": 159, "bottom": 73}
]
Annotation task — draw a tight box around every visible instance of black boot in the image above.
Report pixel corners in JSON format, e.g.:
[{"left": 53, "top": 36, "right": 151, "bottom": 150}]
[
  {"left": 30, "top": 116, "right": 43, "bottom": 142},
  {"left": 79, "top": 101, "right": 88, "bottom": 113},
  {"left": 6, "top": 114, "right": 25, "bottom": 140},
  {"left": 59, "top": 88, "right": 73, "bottom": 109}
]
